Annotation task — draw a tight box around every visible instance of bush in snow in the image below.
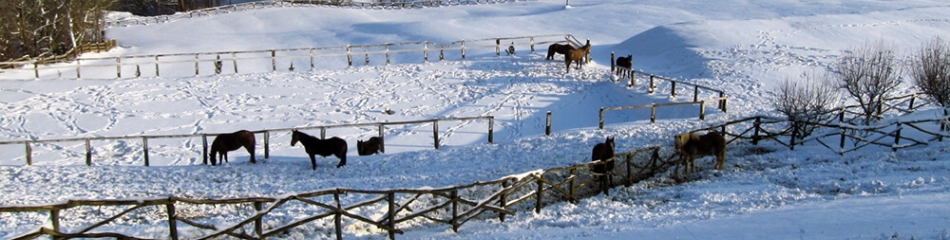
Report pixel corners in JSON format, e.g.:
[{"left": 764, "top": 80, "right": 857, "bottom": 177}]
[
  {"left": 773, "top": 71, "right": 840, "bottom": 139},
  {"left": 834, "top": 41, "right": 903, "bottom": 125}
]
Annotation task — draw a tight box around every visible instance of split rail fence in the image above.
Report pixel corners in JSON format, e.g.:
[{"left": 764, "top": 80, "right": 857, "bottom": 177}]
[
  {"left": 0, "top": 116, "right": 494, "bottom": 167},
  {"left": 689, "top": 93, "right": 948, "bottom": 154},
  {"left": 0, "top": 146, "right": 677, "bottom": 240},
  {"left": 0, "top": 34, "right": 575, "bottom": 80}
]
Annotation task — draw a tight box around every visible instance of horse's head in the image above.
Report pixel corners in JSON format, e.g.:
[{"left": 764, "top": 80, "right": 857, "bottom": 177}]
[
  {"left": 674, "top": 133, "right": 690, "bottom": 151},
  {"left": 606, "top": 137, "right": 615, "bottom": 150},
  {"left": 291, "top": 130, "right": 300, "bottom": 146}
]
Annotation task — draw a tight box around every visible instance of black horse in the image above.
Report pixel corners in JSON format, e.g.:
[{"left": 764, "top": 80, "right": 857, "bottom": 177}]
[
  {"left": 291, "top": 130, "right": 347, "bottom": 170},
  {"left": 590, "top": 137, "right": 615, "bottom": 195},
  {"left": 357, "top": 136, "right": 383, "bottom": 156},
  {"left": 615, "top": 54, "right": 633, "bottom": 78},
  {"left": 209, "top": 130, "right": 256, "bottom": 166}
]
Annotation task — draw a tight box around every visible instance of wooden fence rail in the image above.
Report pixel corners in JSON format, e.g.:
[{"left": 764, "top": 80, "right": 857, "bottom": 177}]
[
  {"left": 599, "top": 97, "right": 728, "bottom": 129},
  {"left": 0, "top": 116, "right": 494, "bottom": 167},
  {"left": 0, "top": 146, "right": 674, "bottom": 240},
  {"left": 0, "top": 34, "right": 573, "bottom": 79}
]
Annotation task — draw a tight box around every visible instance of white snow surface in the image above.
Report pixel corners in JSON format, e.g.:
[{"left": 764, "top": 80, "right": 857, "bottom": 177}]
[{"left": 2, "top": 0, "right": 950, "bottom": 239}]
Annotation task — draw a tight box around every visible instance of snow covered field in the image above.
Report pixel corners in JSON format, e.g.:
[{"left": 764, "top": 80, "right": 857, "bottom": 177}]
[{"left": 2, "top": 0, "right": 950, "bottom": 239}]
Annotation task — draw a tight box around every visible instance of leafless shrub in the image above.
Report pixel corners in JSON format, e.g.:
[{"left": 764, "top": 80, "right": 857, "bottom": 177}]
[
  {"left": 909, "top": 37, "right": 950, "bottom": 109},
  {"left": 835, "top": 41, "right": 903, "bottom": 125},
  {"left": 773, "top": 72, "right": 841, "bottom": 139}
]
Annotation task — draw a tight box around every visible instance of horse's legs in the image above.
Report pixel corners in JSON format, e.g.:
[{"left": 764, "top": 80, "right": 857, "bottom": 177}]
[
  {"left": 336, "top": 153, "right": 346, "bottom": 168},
  {"left": 715, "top": 151, "right": 725, "bottom": 170},
  {"left": 245, "top": 145, "right": 256, "bottom": 164},
  {"left": 309, "top": 154, "right": 317, "bottom": 170}
]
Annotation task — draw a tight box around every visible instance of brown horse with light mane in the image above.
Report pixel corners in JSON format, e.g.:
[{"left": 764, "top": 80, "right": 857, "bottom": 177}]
[
  {"left": 209, "top": 130, "right": 256, "bottom": 166},
  {"left": 565, "top": 42, "right": 591, "bottom": 73},
  {"left": 674, "top": 131, "right": 726, "bottom": 174}
]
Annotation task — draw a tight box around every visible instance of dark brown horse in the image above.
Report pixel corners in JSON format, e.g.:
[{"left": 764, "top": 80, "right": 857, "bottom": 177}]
[
  {"left": 209, "top": 130, "right": 256, "bottom": 166},
  {"left": 357, "top": 136, "right": 383, "bottom": 156},
  {"left": 565, "top": 42, "right": 591, "bottom": 73},
  {"left": 590, "top": 137, "right": 615, "bottom": 195},
  {"left": 615, "top": 54, "right": 632, "bottom": 78},
  {"left": 546, "top": 43, "right": 575, "bottom": 60},
  {"left": 291, "top": 130, "right": 347, "bottom": 170},
  {"left": 674, "top": 131, "right": 727, "bottom": 175}
]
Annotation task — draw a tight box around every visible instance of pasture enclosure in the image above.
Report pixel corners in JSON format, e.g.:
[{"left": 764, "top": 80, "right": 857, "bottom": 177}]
[
  {"left": 0, "top": 146, "right": 674, "bottom": 240},
  {"left": 0, "top": 34, "right": 579, "bottom": 80},
  {"left": 693, "top": 93, "right": 948, "bottom": 155},
  {"left": 0, "top": 116, "right": 494, "bottom": 167}
]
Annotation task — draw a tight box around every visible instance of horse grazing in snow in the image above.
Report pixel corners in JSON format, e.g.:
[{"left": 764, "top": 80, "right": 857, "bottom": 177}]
[
  {"left": 291, "top": 130, "right": 347, "bottom": 170},
  {"left": 357, "top": 136, "right": 383, "bottom": 156},
  {"left": 209, "top": 130, "right": 256, "bottom": 166},
  {"left": 674, "top": 131, "right": 727, "bottom": 175}
]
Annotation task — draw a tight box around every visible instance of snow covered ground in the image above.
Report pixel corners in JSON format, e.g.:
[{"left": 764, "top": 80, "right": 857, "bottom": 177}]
[{"left": 2, "top": 0, "right": 950, "bottom": 239}]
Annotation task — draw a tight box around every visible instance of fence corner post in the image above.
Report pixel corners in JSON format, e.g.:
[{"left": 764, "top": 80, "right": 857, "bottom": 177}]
[
  {"left": 599, "top": 108, "right": 605, "bottom": 129},
  {"left": 167, "top": 200, "right": 179, "bottom": 240}
]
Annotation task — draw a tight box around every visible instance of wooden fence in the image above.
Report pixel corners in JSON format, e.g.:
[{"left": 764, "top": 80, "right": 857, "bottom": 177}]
[
  {"left": 0, "top": 116, "right": 494, "bottom": 167},
  {"left": 0, "top": 34, "right": 574, "bottom": 79},
  {"left": 0, "top": 146, "right": 676, "bottom": 240}
]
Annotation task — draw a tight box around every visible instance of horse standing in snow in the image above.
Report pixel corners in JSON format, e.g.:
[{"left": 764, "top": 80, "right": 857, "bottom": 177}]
[
  {"left": 590, "top": 137, "right": 615, "bottom": 196},
  {"left": 209, "top": 130, "right": 256, "bottom": 166},
  {"left": 674, "top": 131, "right": 727, "bottom": 175},
  {"left": 291, "top": 130, "right": 348, "bottom": 170}
]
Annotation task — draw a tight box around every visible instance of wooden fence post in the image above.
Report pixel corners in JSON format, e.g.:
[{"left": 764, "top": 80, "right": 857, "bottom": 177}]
[
  {"left": 649, "top": 75, "right": 655, "bottom": 94},
  {"left": 893, "top": 122, "right": 902, "bottom": 152},
  {"left": 530, "top": 36, "right": 536, "bottom": 52},
  {"left": 155, "top": 56, "right": 160, "bottom": 77},
  {"left": 546, "top": 111, "right": 552, "bottom": 136},
  {"left": 386, "top": 45, "right": 391, "bottom": 65},
  {"left": 194, "top": 54, "right": 199, "bottom": 76},
  {"left": 719, "top": 91, "right": 727, "bottom": 112},
  {"left": 499, "top": 181, "right": 509, "bottom": 222},
  {"left": 752, "top": 117, "right": 761, "bottom": 145},
  {"left": 76, "top": 59, "right": 82, "bottom": 79},
  {"left": 143, "top": 137, "right": 150, "bottom": 167},
  {"left": 25, "top": 142, "right": 32, "bottom": 165},
  {"left": 789, "top": 124, "right": 797, "bottom": 151},
  {"left": 167, "top": 202, "right": 179, "bottom": 240},
  {"left": 271, "top": 50, "right": 277, "bottom": 71},
  {"left": 628, "top": 69, "right": 636, "bottom": 87},
  {"left": 699, "top": 101, "right": 707, "bottom": 120},
  {"left": 568, "top": 169, "right": 576, "bottom": 203},
  {"left": 347, "top": 46, "right": 353, "bottom": 67},
  {"left": 535, "top": 174, "right": 544, "bottom": 213},
  {"left": 599, "top": 108, "right": 605, "bottom": 129},
  {"left": 693, "top": 85, "right": 699, "bottom": 102},
  {"left": 451, "top": 189, "right": 459, "bottom": 232},
  {"left": 488, "top": 117, "right": 494, "bottom": 143},
  {"left": 320, "top": 127, "right": 326, "bottom": 139},
  {"left": 85, "top": 139, "right": 92, "bottom": 166},
  {"left": 50, "top": 209, "right": 60, "bottom": 234},
  {"left": 461, "top": 41, "right": 466, "bottom": 59},
  {"left": 310, "top": 48, "right": 315, "bottom": 69},
  {"left": 254, "top": 201, "right": 263, "bottom": 238},
  {"left": 378, "top": 125, "right": 386, "bottom": 153},
  {"left": 202, "top": 134, "right": 209, "bottom": 165},
  {"left": 433, "top": 120, "right": 440, "bottom": 149},
  {"left": 651, "top": 104, "right": 657, "bottom": 123},
  {"left": 424, "top": 42, "right": 429, "bottom": 62},
  {"left": 232, "top": 52, "right": 238, "bottom": 74},
  {"left": 388, "top": 192, "right": 397, "bottom": 239},
  {"left": 263, "top": 131, "right": 270, "bottom": 159},
  {"left": 335, "top": 191, "right": 343, "bottom": 240},
  {"left": 671, "top": 81, "right": 677, "bottom": 97},
  {"left": 116, "top": 57, "right": 122, "bottom": 78},
  {"left": 610, "top": 52, "right": 615, "bottom": 73}
]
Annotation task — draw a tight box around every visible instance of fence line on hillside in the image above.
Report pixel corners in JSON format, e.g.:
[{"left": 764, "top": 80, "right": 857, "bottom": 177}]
[
  {"left": 0, "top": 116, "right": 494, "bottom": 167},
  {"left": 104, "top": 0, "right": 535, "bottom": 28},
  {"left": 0, "top": 146, "right": 674, "bottom": 240},
  {"left": 0, "top": 34, "right": 574, "bottom": 80}
]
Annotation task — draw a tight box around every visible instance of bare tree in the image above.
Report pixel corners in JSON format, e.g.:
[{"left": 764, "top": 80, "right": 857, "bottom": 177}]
[
  {"left": 774, "top": 72, "right": 841, "bottom": 139},
  {"left": 835, "top": 41, "right": 903, "bottom": 125},
  {"left": 0, "top": 0, "right": 115, "bottom": 62},
  {"left": 909, "top": 37, "right": 950, "bottom": 109}
]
